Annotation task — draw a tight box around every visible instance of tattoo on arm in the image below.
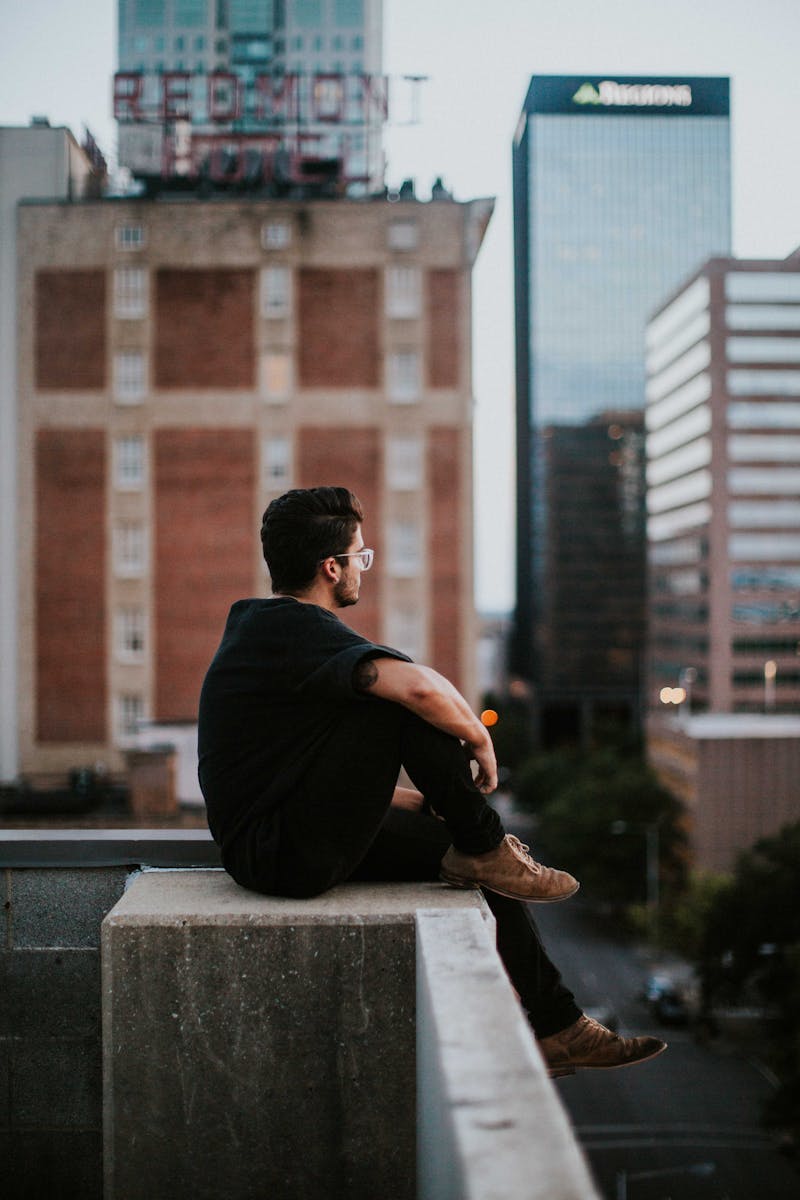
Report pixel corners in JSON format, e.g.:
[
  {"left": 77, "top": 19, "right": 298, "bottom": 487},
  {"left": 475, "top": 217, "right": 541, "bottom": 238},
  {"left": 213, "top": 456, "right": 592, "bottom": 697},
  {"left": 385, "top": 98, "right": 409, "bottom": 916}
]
[{"left": 354, "top": 658, "right": 379, "bottom": 693}]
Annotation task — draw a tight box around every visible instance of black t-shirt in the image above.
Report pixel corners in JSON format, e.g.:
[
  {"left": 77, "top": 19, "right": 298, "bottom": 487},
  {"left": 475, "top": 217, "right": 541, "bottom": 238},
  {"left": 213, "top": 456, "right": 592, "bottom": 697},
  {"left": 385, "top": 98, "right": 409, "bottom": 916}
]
[{"left": 198, "top": 596, "right": 410, "bottom": 856}]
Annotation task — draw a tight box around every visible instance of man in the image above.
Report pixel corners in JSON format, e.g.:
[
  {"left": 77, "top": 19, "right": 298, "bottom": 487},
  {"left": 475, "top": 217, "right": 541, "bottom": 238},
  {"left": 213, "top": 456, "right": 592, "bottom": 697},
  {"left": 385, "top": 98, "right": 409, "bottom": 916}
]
[{"left": 198, "top": 486, "right": 665, "bottom": 1077}]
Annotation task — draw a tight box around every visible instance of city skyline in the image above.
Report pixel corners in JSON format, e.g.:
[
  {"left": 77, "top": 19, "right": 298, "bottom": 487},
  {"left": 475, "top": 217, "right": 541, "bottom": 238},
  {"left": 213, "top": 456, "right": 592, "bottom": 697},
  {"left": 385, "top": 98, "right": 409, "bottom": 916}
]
[{"left": 1, "top": 0, "right": 799, "bottom": 609}]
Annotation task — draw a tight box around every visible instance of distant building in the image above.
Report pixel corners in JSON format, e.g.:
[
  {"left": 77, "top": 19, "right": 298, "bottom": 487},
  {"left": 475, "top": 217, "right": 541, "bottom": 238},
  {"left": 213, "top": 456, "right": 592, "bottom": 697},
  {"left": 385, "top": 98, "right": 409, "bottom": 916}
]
[
  {"left": 645, "top": 251, "right": 800, "bottom": 716},
  {"left": 0, "top": 123, "right": 100, "bottom": 785},
  {"left": 512, "top": 74, "right": 731, "bottom": 743},
  {"left": 647, "top": 713, "right": 800, "bottom": 871},
  {"left": 15, "top": 191, "right": 492, "bottom": 779},
  {"left": 537, "top": 410, "right": 646, "bottom": 742},
  {"left": 115, "top": 0, "right": 385, "bottom": 193}
]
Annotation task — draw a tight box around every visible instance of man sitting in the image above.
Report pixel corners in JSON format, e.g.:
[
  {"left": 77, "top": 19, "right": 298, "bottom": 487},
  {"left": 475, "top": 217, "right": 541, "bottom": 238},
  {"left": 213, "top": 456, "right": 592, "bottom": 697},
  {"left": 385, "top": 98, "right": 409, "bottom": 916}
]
[{"left": 198, "top": 486, "right": 666, "bottom": 1077}]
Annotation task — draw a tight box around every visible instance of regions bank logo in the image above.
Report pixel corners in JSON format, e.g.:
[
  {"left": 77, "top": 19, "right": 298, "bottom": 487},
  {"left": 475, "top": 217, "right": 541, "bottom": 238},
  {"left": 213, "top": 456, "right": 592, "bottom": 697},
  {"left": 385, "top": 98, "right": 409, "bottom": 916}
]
[{"left": 572, "top": 80, "right": 693, "bottom": 107}]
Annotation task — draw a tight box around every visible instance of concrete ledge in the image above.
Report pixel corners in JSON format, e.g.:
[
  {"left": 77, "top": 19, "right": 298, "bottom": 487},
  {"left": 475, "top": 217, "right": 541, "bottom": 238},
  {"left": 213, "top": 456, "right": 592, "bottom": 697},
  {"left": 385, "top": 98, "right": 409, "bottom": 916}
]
[
  {"left": 417, "top": 908, "right": 599, "bottom": 1200},
  {"left": 103, "top": 875, "right": 492, "bottom": 1200},
  {"left": 0, "top": 829, "right": 221, "bottom": 868},
  {"left": 102, "top": 873, "right": 597, "bottom": 1200}
]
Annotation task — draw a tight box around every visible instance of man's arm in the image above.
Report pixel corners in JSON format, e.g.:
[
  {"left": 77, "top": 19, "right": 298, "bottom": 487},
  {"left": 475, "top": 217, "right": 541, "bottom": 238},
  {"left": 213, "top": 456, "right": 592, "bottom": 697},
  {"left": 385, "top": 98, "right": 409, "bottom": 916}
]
[{"left": 354, "top": 657, "right": 497, "bottom": 793}]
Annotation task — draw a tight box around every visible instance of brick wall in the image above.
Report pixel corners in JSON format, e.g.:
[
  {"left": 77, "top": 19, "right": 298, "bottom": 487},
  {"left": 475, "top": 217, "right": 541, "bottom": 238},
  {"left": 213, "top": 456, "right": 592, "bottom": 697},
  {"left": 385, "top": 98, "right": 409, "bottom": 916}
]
[
  {"left": 426, "top": 270, "right": 461, "bottom": 389},
  {"left": 428, "top": 429, "right": 462, "bottom": 689},
  {"left": 154, "top": 429, "right": 256, "bottom": 721},
  {"left": 35, "top": 270, "right": 106, "bottom": 390},
  {"left": 154, "top": 269, "right": 255, "bottom": 389},
  {"left": 35, "top": 430, "right": 107, "bottom": 742},
  {"left": 296, "top": 428, "right": 382, "bottom": 642},
  {"left": 297, "top": 269, "right": 380, "bottom": 388}
]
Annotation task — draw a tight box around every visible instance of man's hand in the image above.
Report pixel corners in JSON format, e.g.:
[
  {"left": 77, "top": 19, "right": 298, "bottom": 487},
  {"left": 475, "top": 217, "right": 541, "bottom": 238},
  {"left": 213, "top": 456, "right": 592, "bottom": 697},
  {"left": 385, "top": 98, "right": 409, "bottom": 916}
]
[
  {"left": 467, "top": 732, "right": 498, "bottom": 794},
  {"left": 390, "top": 786, "right": 425, "bottom": 812},
  {"left": 355, "top": 657, "right": 498, "bottom": 795}
]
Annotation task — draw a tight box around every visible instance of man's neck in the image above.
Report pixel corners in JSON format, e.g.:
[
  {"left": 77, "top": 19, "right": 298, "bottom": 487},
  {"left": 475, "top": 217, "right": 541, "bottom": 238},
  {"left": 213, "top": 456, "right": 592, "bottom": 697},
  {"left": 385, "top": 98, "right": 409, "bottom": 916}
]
[{"left": 277, "top": 585, "right": 338, "bottom": 614}]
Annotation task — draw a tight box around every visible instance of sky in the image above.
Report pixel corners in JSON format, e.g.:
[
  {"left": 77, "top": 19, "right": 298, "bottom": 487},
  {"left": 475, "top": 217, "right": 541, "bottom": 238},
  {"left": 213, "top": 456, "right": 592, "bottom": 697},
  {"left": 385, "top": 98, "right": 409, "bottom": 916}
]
[{"left": 1, "top": 0, "right": 799, "bottom": 611}]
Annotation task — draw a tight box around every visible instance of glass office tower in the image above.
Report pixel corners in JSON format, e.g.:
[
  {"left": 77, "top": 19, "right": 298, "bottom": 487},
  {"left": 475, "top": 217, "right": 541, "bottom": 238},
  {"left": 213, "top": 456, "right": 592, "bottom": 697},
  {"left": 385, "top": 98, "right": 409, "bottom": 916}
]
[{"left": 512, "top": 75, "right": 731, "bottom": 740}]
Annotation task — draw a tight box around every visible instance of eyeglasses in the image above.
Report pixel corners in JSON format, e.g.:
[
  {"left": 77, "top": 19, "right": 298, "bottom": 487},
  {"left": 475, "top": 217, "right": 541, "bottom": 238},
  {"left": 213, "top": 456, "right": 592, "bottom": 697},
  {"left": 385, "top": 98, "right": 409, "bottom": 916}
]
[{"left": 326, "top": 548, "right": 374, "bottom": 570}]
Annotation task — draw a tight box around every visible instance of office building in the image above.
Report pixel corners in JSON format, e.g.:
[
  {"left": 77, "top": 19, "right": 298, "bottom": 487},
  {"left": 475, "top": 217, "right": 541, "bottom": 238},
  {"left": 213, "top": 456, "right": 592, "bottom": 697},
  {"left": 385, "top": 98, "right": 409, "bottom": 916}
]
[
  {"left": 116, "top": 0, "right": 384, "bottom": 192},
  {"left": 646, "top": 251, "right": 800, "bottom": 716},
  {"left": 512, "top": 74, "right": 731, "bottom": 741},
  {"left": 15, "top": 191, "right": 492, "bottom": 779}
]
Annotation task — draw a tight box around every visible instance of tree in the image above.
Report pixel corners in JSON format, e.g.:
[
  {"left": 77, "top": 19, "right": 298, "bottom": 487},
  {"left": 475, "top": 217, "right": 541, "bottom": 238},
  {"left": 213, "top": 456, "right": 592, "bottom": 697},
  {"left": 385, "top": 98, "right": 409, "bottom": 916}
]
[
  {"left": 698, "top": 823, "right": 800, "bottom": 1144},
  {"left": 515, "top": 744, "right": 686, "bottom": 908}
]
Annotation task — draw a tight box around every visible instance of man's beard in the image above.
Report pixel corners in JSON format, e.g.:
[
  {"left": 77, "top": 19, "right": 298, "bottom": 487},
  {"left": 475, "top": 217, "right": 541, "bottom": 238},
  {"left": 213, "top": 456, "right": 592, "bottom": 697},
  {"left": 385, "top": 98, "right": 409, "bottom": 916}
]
[{"left": 333, "top": 576, "right": 359, "bottom": 608}]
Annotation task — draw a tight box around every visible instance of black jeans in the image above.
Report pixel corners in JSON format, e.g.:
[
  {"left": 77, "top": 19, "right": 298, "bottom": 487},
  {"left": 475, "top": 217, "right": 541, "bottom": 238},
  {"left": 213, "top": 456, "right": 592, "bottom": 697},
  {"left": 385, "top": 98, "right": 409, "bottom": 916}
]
[{"left": 247, "top": 698, "right": 581, "bottom": 1037}]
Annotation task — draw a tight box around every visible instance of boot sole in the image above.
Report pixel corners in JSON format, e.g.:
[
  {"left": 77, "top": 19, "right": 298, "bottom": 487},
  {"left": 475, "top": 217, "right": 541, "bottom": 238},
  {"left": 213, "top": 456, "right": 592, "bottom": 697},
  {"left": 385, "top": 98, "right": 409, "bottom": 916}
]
[
  {"left": 547, "top": 1041, "right": 667, "bottom": 1077},
  {"left": 439, "top": 872, "right": 580, "bottom": 904}
]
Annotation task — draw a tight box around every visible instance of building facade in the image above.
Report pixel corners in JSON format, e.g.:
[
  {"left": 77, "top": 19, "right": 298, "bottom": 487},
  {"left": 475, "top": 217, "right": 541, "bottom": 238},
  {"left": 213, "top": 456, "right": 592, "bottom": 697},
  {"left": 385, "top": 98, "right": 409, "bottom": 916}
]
[
  {"left": 116, "top": 0, "right": 384, "bottom": 192},
  {"left": 512, "top": 74, "right": 731, "bottom": 740},
  {"left": 0, "top": 124, "right": 99, "bottom": 785},
  {"left": 16, "top": 193, "right": 492, "bottom": 779},
  {"left": 646, "top": 252, "right": 800, "bottom": 717}
]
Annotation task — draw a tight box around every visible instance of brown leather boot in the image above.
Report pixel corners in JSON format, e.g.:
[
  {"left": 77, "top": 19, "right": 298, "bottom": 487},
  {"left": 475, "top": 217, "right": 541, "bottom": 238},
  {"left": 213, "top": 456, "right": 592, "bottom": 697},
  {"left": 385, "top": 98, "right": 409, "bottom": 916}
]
[
  {"left": 539, "top": 1015, "right": 667, "bottom": 1077},
  {"left": 439, "top": 834, "right": 580, "bottom": 902}
]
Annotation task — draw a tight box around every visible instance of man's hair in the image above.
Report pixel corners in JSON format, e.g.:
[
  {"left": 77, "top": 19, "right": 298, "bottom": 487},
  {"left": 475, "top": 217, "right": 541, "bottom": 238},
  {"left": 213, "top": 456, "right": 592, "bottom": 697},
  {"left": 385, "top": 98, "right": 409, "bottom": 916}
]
[{"left": 260, "top": 487, "right": 364, "bottom": 594}]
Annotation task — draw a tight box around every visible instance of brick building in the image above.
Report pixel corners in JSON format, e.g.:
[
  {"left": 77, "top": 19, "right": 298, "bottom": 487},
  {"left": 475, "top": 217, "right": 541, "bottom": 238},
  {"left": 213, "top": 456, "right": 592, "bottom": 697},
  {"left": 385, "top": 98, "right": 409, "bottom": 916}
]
[{"left": 17, "top": 193, "right": 492, "bottom": 779}]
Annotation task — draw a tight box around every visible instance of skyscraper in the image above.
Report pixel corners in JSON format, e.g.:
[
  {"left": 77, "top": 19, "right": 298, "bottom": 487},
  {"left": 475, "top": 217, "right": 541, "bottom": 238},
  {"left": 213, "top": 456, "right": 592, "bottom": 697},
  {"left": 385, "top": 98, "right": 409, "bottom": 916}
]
[{"left": 512, "top": 74, "right": 731, "bottom": 741}]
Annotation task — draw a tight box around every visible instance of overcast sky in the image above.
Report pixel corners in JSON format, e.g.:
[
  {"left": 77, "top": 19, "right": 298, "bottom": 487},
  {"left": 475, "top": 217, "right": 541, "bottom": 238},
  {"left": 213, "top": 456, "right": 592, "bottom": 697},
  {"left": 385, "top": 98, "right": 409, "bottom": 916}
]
[{"left": 2, "top": 0, "right": 799, "bottom": 610}]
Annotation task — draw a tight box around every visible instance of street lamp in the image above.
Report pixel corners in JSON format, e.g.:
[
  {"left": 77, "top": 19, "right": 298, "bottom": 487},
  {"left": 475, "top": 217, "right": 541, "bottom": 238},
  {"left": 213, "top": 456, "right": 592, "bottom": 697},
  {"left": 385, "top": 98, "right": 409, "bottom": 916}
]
[
  {"left": 611, "top": 819, "right": 661, "bottom": 941},
  {"left": 679, "top": 666, "right": 697, "bottom": 725},
  {"left": 616, "top": 1160, "right": 715, "bottom": 1199},
  {"left": 764, "top": 659, "right": 777, "bottom": 711}
]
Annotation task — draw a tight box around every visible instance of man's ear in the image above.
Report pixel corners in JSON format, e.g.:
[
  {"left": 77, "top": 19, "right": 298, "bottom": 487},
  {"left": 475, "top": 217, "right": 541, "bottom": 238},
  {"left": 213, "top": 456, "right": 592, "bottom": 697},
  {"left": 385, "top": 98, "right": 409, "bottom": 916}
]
[{"left": 320, "top": 556, "right": 339, "bottom": 582}]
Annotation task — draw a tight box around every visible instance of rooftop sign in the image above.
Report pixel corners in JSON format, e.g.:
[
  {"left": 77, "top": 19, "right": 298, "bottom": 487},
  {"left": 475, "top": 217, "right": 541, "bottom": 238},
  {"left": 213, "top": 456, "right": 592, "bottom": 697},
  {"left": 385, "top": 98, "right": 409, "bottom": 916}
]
[
  {"left": 572, "top": 81, "right": 692, "bottom": 108},
  {"left": 522, "top": 75, "right": 729, "bottom": 118}
]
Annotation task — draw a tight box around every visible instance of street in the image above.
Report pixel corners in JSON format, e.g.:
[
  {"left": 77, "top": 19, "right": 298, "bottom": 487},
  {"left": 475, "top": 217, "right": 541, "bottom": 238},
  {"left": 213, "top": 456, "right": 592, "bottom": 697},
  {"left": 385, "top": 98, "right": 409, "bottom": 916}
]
[{"left": 531, "top": 900, "right": 800, "bottom": 1199}]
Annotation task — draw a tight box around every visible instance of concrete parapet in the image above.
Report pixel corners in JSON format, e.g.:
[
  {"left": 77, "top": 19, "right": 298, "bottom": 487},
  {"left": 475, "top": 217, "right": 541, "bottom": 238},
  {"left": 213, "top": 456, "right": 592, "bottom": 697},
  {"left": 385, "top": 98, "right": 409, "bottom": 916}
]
[
  {"left": 102, "top": 874, "right": 492, "bottom": 1200},
  {"left": 417, "top": 907, "right": 599, "bottom": 1200},
  {"left": 103, "top": 871, "right": 598, "bottom": 1200}
]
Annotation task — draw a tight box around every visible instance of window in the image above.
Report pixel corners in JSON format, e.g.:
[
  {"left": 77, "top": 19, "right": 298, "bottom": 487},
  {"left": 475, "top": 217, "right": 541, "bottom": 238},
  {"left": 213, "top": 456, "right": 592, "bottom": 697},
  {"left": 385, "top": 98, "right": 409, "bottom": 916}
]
[
  {"left": 387, "top": 518, "right": 421, "bottom": 578},
  {"left": 261, "top": 220, "right": 291, "bottom": 249},
  {"left": 725, "top": 272, "right": 800, "bottom": 303},
  {"left": 727, "top": 434, "right": 800, "bottom": 461},
  {"left": 260, "top": 266, "right": 292, "bottom": 318},
  {"left": 727, "top": 338, "right": 800, "bottom": 364},
  {"left": 113, "top": 351, "right": 146, "bottom": 404},
  {"left": 385, "top": 609, "right": 423, "bottom": 661},
  {"left": 293, "top": 0, "right": 322, "bottom": 26},
  {"left": 116, "top": 608, "right": 146, "bottom": 663},
  {"left": 334, "top": 0, "right": 363, "bottom": 25},
  {"left": 260, "top": 352, "right": 292, "bottom": 402},
  {"left": 386, "top": 267, "right": 421, "bottom": 319},
  {"left": 117, "top": 693, "right": 145, "bottom": 741},
  {"left": 262, "top": 435, "right": 293, "bottom": 489},
  {"left": 115, "top": 436, "right": 146, "bottom": 490},
  {"left": 115, "top": 224, "right": 146, "bottom": 250},
  {"left": 114, "top": 267, "right": 148, "bottom": 319},
  {"left": 727, "top": 401, "right": 800, "bottom": 429},
  {"left": 728, "top": 500, "right": 800, "bottom": 528},
  {"left": 114, "top": 522, "right": 147, "bottom": 577},
  {"left": 386, "top": 435, "right": 422, "bottom": 490},
  {"left": 728, "top": 467, "right": 800, "bottom": 494},
  {"left": 727, "top": 370, "right": 800, "bottom": 396},
  {"left": 387, "top": 220, "right": 419, "bottom": 251},
  {"left": 387, "top": 351, "right": 420, "bottom": 403}
]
